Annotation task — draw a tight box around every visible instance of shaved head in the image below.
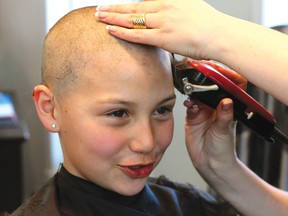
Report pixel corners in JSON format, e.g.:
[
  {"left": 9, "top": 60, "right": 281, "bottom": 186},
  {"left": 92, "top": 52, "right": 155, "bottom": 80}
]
[{"left": 41, "top": 6, "right": 166, "bottom": 96}]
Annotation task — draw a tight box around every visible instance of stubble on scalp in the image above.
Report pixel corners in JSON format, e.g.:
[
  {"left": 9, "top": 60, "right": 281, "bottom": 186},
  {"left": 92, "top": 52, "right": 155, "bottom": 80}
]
[{"left": 41, "top": 6, "right": 158, "bottom": 97}]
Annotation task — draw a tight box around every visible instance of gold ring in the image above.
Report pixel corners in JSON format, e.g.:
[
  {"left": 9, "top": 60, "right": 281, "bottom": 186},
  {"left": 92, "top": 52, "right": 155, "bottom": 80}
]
[{"left": 132, "top": 13, "right": 147, "bottom": 29}]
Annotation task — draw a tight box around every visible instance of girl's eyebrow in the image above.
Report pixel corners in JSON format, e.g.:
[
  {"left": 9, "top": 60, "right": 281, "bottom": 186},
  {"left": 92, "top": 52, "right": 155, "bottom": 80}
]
[
  {"left": 95, "top": 94, "right": 176, "bottom": 106},
  {"left": 94, "top": 97, "right": 134, "bottom": 106},
  {"left": 158, "top": 94, "right": 177, "bottom": 105}
]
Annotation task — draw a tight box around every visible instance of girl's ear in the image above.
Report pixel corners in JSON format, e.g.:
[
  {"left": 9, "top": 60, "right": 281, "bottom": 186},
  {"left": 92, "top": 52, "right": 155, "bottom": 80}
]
[{"left": 32, "top": 85, "right": 58, "bottom": 132}]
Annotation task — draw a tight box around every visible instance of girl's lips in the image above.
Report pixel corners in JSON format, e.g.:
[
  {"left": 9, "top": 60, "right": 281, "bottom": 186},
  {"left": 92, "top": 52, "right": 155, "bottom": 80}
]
[{"left": 119, "top": 163, "right": 154, "bottom": 179}]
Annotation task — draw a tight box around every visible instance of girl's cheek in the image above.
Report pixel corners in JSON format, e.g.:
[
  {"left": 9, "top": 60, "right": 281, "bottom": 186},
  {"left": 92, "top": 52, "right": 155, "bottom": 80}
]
[
  {"left": 89, "top": 131, "right": 126, "bottom": 156},
  {"left": 159, "top": 121, "right": 174, "bottom": 150}
]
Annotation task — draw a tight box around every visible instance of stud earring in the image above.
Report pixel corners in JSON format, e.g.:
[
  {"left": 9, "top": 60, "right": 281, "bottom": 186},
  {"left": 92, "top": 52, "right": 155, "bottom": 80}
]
[{"left": 51, "top": 123, "right": 56, "bottom": 129}]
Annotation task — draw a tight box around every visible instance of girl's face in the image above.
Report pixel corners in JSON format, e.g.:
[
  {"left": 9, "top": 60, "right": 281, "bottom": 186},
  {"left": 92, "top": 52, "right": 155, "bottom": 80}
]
[{"left": 54, "top": 49, "right": 176, "bottom": 196}]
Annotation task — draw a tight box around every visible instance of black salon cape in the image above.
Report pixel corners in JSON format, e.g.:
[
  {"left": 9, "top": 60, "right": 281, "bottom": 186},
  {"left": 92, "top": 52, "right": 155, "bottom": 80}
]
[{"left": 9, "top": 166, "right": 238, "bottom": 216}]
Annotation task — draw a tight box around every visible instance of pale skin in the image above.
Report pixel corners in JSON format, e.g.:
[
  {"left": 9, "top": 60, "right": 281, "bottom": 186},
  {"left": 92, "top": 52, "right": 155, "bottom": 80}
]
[
  {"left": 32, "top": 7, "right": 177, "bottom": 196},
  {"left": 95, "top": 0, "right": 288, "bottom": 215}
]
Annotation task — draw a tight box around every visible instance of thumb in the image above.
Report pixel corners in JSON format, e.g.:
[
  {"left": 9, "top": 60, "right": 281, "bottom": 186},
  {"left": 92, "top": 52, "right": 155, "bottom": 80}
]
[{"left": 214, "top": 98, "right": 234, "bottom": 133}]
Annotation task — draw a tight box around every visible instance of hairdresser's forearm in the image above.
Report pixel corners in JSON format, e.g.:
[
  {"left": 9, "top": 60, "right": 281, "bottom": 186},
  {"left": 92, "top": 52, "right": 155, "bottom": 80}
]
[
  {"left": 207, "top": 13, "right": 288, "bottom": 105},
  {"left": 202, "top": 159, "right": 288, "bottom": 216}
]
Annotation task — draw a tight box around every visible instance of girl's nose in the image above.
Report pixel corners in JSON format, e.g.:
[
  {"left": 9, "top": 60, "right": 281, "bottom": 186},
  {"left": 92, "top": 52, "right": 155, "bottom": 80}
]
[{"left": 129, "top": 120, "right": 156, "bottom": 154}]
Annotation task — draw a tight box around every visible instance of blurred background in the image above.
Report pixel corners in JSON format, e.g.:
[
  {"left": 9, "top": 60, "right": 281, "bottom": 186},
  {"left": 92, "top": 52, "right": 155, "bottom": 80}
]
[{"left": 1, "top": 0, "right": 288, "bottom": 213}]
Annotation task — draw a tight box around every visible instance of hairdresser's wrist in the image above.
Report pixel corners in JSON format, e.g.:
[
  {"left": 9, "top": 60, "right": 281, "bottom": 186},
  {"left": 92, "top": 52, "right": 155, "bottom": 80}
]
[
  {"left": 192, "top": 7, "right": 253, "bottom": 63},
  {"left": 187, "top": 9, "right": 233, "bottom": 61},
  {"left": 195, "top": 153, "right": 240, "bottom": 186},
  {"left": 211, "top": 156, "right": 241, "bottom": 181}
]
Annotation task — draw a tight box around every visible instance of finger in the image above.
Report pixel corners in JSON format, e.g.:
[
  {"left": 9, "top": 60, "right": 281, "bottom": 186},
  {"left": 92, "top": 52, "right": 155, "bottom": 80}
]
[
  {"left": 96, "top": 12, "right": 135, "bottom": 29},
  {"left": 214, "top": 98, "right": 234, "bottom": 132},
  {"left": 96, "top": 11, "right": 159, "bottom": 29},
  {"left": 96, "top": 1, "right": 159, "bottom": 14},
  {"left": 183, "top": 98, "right": 198, "bottom": 109},
  {"left": 104, "top": 25, "right": 164, "bottom": 47},
  {"left": 186, "top": 102, "right": 214, "bottom": 126},
  {"left": 184, "top": 99, "right": 200, "bottom": 114}
]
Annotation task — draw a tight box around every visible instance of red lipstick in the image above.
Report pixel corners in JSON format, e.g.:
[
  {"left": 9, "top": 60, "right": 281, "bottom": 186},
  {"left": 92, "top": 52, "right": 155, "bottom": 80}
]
[{"left": 119, "top": 163, "right": 154, "bottom": 179}]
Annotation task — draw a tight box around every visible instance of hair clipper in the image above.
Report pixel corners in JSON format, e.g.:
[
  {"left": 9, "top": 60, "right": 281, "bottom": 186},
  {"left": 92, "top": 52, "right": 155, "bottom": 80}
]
[{"left": 172, "top": 58, "right": 288, "bottom": 145}]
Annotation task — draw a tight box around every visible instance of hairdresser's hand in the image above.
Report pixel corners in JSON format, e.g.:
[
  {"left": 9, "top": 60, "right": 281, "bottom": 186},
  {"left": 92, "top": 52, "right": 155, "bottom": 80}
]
[
  {"left": 96, "top": 0, "right": 224, "bottom": 59},
  {"left": 184, "top": 62, "right": 246, "bottom": 177}
]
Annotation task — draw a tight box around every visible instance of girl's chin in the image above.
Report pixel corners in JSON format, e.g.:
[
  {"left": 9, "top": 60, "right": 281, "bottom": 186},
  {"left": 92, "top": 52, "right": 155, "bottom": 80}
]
[{"left": 115, "top": 179, "right": 147, "bottom": 196}]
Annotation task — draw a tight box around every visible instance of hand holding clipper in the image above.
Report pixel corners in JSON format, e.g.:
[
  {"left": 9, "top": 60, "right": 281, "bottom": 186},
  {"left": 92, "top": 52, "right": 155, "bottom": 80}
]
[{"left": 173, "top": 58, "right": 288, "bottom": 144}]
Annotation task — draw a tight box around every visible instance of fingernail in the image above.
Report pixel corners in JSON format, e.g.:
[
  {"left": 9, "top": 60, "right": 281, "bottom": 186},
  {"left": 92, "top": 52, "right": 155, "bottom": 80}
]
[
  {"left": 192, "top": 104, "right": 199, "bottom": 110},
  {"left": 96, "top": 5, "right": 110, "bottom": 12},
  {"left": 222, "top": 99, "right": 233, "bottom": 111},
  {"left": 95, "top": 11, "right": 107, "bottom": 19},
  {"left": 106, "top": 25, "right": 117, "bottom": 33},
  {"left": 183, "top": 100, "right": 192, "bottom": 108}
]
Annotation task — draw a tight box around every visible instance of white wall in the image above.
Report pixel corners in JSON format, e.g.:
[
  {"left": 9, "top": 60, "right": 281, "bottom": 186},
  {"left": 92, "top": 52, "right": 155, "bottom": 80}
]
[
  {"left": 262, "top": 0, "right": 288, "bottom": 27},
  {"left": 207, "top": 0, "right": 262, "bottom": 23}
]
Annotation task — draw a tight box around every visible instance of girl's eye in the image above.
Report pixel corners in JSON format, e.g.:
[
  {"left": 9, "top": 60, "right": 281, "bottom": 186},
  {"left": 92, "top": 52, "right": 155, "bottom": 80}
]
[
  {"left": 107, "top": 109, "right": 129, "bottom": 118},
  {"left": 154, "top": 106, "right": 172, "bottom": 116}
]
